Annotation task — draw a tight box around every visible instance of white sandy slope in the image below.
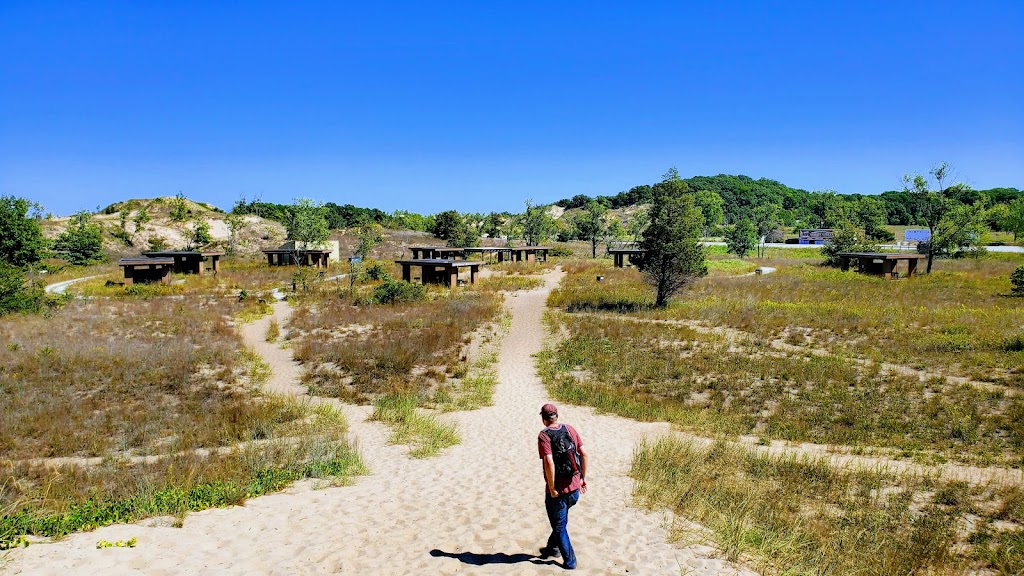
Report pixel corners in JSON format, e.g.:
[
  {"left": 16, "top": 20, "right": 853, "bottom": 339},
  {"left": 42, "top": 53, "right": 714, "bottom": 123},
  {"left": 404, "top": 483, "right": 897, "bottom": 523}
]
[{"left": 7, "top": 269, "right": 751, "bottom": 576}]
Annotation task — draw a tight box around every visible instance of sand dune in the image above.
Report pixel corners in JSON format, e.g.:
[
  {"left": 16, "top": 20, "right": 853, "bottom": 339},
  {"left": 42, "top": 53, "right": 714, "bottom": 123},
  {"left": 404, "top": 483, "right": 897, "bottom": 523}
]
[{"left": 8, "top": 269, "right": 750, "bottom": 575}]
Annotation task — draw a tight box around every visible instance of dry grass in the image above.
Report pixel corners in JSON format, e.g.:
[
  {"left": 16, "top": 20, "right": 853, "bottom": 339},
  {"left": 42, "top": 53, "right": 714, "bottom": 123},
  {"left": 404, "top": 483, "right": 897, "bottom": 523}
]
[
  {"left": 488, "top": 259, "right": 556, "bottom": 276},
  {"left": 289, "top": 289, "right": 502, "bottom": 404},
  {"left": 543, "top": 254, "right": 1024, "bottom": 571},
  {"left": 633, "top": 437, "right": 1024, "bottom": 574},
  {"left": 0, "top": 298, "right": 289, "bottom": 459},
  {"left": 0, "top": 298, "right": 364, "bottom": 547},
  {"left": 541, "top": 312, "right": 1024, "bottom": 466},
  {"left": 551, "top": 257, "right": 1024, "bottom": 386},
  {"left": 476, "top": 274, "right": 544, "bottom": 293},
  {"left": 72, "top": 258, "right": 300, "bottom": 299}
]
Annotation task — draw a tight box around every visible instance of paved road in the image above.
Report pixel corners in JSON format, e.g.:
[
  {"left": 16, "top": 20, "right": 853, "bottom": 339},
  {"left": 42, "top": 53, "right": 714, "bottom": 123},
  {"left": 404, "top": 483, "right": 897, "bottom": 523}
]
[{"left": 702, "top": 242, "right": 1024, "bottom": 254}]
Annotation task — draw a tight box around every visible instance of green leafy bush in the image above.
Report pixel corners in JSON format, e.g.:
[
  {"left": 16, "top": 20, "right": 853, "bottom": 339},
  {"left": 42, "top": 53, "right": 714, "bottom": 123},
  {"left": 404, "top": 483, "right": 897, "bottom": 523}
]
[
  {"left": 373, "top": 279, "right": 426, "bottom": 304},
  {"left": 1011, "top": 265, "right": 1024, "bottom": 296},
  {"left": 52, "top": 212, "right": 106, "bottom": 265},
  {"left": 822, "top": 226, "right": 878, "bottom": 267},
  {"left": 0, "top": 264, "right": 43, "bottom": 315},
  {"left": 360, "top": 261, "right": 391, "bottom": 282}
]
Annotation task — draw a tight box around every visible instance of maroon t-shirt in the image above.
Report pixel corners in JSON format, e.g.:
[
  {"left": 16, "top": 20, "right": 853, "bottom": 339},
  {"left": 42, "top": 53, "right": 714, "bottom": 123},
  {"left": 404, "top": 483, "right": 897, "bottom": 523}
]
[{"left": 538, "top": 423, "right": 583, "bottom": 494}]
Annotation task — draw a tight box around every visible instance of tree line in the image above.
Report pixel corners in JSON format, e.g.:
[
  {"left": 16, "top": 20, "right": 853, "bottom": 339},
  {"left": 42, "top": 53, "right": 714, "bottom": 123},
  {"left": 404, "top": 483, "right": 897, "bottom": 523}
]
[{"left": 554, "top": 173, "right": 1023, "bottom": 240}]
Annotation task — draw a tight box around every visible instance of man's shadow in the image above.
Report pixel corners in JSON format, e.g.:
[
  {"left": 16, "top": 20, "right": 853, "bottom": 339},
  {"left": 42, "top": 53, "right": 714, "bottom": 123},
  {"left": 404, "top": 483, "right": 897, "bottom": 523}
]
[{"left": 429, "top": 549, "right": 559, "bottom": 567}]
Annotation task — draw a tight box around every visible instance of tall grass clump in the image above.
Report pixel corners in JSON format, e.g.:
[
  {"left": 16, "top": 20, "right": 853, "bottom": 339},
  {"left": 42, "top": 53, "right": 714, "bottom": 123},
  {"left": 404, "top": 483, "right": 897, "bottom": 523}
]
[
  {"left": 370, "top": 393, "right": 459, "bottom": 458},
  {"left": 632, "top": 437, "right": 1024, "bottom": 574},
  {"left": 477, "top": 274, "right": 543, "bottom": 292},
  {"left": 548, "top": 261, "right": 654, "bottom": 312}
]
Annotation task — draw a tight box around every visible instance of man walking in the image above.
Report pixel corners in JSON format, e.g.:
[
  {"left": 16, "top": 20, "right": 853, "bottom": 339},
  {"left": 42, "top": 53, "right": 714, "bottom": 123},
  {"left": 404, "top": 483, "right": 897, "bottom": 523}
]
[{"left": 537, "top": 403, "right": 588, "bottom": 570}]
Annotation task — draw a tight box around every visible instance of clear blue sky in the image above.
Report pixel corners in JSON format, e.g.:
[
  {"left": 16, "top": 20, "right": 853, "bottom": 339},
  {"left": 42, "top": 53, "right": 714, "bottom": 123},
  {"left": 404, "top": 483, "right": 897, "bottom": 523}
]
[{"left": 2, "top": 1, "right": 1021, "bottom": 215}]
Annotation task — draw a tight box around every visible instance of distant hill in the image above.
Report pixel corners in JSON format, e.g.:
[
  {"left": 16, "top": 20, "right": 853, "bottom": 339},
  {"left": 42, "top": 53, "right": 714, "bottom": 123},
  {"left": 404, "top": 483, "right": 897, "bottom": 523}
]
[
  {"left": 554, "top": 174, "right": 1022, "bottom": 228},
  {"left": 41, "top": 196, "right": 286, "bottom": 258}
]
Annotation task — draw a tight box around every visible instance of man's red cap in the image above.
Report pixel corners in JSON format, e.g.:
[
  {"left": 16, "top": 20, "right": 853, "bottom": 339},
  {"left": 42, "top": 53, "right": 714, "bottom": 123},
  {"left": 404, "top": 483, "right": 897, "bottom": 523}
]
[{"left": 540, "top": 403, "right": 558, "bottom": 417}]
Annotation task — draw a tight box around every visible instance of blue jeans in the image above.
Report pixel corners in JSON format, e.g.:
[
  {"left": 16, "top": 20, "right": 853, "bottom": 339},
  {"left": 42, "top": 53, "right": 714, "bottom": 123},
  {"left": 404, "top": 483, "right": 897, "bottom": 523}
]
[{"left": 545, "top": 489, "right": 580, "bottom": 569}]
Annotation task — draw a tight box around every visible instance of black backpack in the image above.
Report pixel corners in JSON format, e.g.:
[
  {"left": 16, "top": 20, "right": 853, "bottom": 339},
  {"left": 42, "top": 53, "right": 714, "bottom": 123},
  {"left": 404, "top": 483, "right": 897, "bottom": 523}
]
[{"left": 544, "top": 425, "right": 581, "bottom": 483}]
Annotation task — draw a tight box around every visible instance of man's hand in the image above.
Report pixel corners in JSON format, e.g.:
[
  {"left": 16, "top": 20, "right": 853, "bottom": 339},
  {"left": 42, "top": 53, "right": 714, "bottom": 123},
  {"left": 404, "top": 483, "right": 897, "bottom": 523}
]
[
  {"left": 580, "top": 479, "right": 588, "bottom": 494},
  {"left": 548, "top": 486, "right": 559, "bottom": 498}
]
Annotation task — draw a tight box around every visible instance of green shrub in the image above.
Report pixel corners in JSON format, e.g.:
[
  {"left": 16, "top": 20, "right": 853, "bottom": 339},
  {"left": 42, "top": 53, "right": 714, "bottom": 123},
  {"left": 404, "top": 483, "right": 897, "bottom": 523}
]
[
  {"left": 549, "top": 246, "right": 574, "bottom": 257},
  {"left": 822, "top": 226, "right": 878, "bottom": 267},
  {"left": 52, "top": 212, "right": 106, "bottom": 265},
  {"left": 373, "top": 279, "right": 427, "bottom": 304},
  {"left": 0, "top": 264, "right": 43, "bottom": 315},
  {"left": 361, "top": 261, "right": 391, "bottom": 282},
  {"left": 1011, "top": 265, "right": 1024, "bottom": 296}
]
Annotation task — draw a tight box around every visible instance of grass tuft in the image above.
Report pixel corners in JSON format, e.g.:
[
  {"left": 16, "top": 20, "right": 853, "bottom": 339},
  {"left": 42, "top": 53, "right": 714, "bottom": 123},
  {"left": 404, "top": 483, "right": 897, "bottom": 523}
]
[{"left": 370, "top": 394, "right": 459, "bottom": 458}]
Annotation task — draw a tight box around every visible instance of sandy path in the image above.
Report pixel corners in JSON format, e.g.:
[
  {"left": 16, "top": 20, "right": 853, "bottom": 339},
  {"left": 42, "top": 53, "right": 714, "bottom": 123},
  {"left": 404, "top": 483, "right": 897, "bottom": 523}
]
[
  {"left": 43, "top": 275, "right": 102, "bottom": 294},
  {"left": 9, "top": 269, "right": 750, "bottom": 575}
]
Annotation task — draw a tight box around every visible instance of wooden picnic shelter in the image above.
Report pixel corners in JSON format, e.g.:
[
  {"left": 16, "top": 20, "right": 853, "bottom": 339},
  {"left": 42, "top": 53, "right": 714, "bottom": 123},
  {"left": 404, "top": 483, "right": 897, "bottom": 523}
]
[
  {"left": 409, "top": 246, "right": 441, "bottom": 259},
  {"left": 838, "top": 252, "right": 927, "bottom": 279},
  {"left": 262, "top": 248, "right": 332, "bottom": 268},
  {"left": 462, "top": 247, "right": 511, "bottom": 263},
  {"left": 609, "top": 248, "right": 645, "bottom": 268},
  {"left": 119, "top": 257, "right": 175, "bottom": 285},
  {"left": 142, "top": 250, "right": 223, "bottom": 275},
  {"left": 507, "top": 246, "right": 550, "bottom": 263},
  {"left": 395, "top": 259, "right": 484, "bottom": 287},
  {"left": 409, "top": 246, "right": 467, "bottom": 260}
]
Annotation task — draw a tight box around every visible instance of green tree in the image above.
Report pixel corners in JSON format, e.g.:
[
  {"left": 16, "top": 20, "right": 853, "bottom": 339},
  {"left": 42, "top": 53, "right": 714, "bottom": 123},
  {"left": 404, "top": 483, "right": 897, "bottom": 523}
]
[
  {"left": 810, "top": 191, "right": 852, "bottom": 228},
  {"left": 572, "top": 200, "right": 608, "bottom": 258},
  {"left": 626, "top": 209, "right": 649, "bottom": 242},
  {"left": 725, "top": 220, "right": 757, "bottom": 259},
  {"left": 856, "top": 196, "right": 889, "bottom": 240},
  {"left": 431, "top": 210, "right": 465, "bottom": 241},
  {"left": 693, "top": 189, "right": 724, "bottom": 235},
  {"left": 225, "top": 213, "right": 244, "bottom": 255},
  {"left": 903, "top": 162, "right": 961, "bottom": 273},
  {"left": 184, "top": 217, "right": 212, "bottom": 250},
  {"left": 286, "top": 198, "right": 330, "bottom": 247},
  {"left": 502, "top": 215, "right": 524, "bottom": 246},
  {"left": 1011, "top": 265, "right": 1024, "bottom": 296},
  {"left": 637, "top": 175, "right": 707, "bottom": 307},
  {"left": 605, "top": 218, "right": 628, "bottom": 249},
  {"left": 822, "top": 225, "right": 877, "bottom": 267},
  {"left": 931, "top": 202, "right": 989, "bottom": 259},
  {"left": 170, "top": 192, "right": 190, "bottom": 222},
  {"left": 983, "top": 203, "right": 1010, "bottom": 232},
  {"left": 133, "top": 207, "right": 151, "bottom": 235},
  {"left": 52, "top": 211, "right": 105, "bottom": 265},
  {"left": 0, "top": 263, "right": 44, "bottom": 315},
  {"left": 751, "top": 203, "right": 782, "bottom": 258},
  {"left": 520, "top": 200, "right": 557, "bottom": 246},
  {"left": 356, "top": 222, "right": 384, "bottom": 259},
  {"left": 481, "top": 212, "right": 506, "bottom": 238},
  {"left": 1004, "top": 198, "right": 1024, "bottom": 241},
  {"left": 0, "top": 196, "right": 46, "bottom": 267}
]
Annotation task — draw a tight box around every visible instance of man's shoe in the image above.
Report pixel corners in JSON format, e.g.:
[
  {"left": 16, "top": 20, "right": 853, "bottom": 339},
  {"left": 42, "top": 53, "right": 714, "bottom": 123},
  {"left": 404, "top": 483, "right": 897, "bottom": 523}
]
[{"left": 539, "top": 546, "right": 561, "bottom": 559}]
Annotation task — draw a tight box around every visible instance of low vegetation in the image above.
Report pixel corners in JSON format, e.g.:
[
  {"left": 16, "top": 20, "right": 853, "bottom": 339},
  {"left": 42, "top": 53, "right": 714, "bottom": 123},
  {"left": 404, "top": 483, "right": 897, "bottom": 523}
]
[
  {"left": 551, "top": 257, "right": 1024, "bottom": 387},
  {"left": 370, "top": 394, "right": 459, "bottom": 458},
  {"left": 290, "top": 288, "right": 502, "bottom": 404},
  {"left": 477, "top": 274, "right": 544, "bottom": 292},
  {"left": 0, "top": 297, "right": 364, "bottom": 548},
  {"left": 633, "top": 437, "right": 1024, "bottom": 574},
  {"left": 542, "top": 311, "right": 1024, "bottom": 466}
]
